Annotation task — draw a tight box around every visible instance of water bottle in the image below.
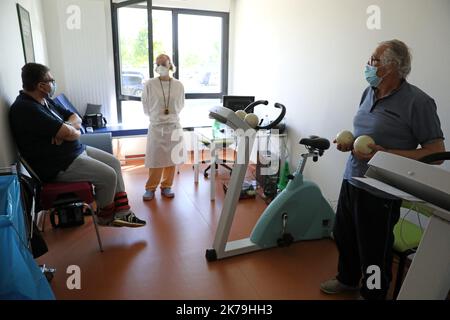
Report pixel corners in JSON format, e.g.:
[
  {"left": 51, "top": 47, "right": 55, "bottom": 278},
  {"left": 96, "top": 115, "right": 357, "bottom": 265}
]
[{"left": 212, "top": 119, "right": 220, "bottom": 139}]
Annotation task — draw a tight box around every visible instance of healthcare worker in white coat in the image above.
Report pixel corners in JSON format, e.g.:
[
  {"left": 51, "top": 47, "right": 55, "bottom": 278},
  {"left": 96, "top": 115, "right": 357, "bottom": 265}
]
[{"left": 142, "top": 54, "right": 185, "bottom": 200}]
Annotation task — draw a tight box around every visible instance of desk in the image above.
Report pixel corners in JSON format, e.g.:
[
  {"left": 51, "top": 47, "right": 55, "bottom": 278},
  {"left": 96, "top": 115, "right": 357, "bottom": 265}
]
[
  {"left": 93, "top": 124, "right": 147, "bottom": 138},
  {"left": 93, "top": 124, "right": 213, "bottom": 137},
  {"left": 91, "top": 122, "right": 213, "bottom": 177},
  {"left": 92, "top": 118, "right": 214, "bottom": 138}
]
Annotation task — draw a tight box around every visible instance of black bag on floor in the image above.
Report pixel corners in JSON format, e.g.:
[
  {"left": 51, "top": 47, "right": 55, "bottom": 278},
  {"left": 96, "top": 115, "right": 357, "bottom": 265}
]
[{"left": 49, "top": 202, "right": 85, "bottom": 228}]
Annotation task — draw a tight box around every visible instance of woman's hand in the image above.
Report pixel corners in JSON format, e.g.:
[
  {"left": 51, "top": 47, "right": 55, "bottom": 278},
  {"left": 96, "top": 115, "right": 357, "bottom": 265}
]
[
  {"left": 352, "top": 144, "right": 386, "bottom": 161},
  {"left": 333, "top": 139, "right": 353, "bottom": 152}
]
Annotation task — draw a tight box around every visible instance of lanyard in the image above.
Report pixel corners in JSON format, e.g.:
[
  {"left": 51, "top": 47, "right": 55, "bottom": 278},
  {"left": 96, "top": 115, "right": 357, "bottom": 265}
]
[
  {"left": 43, "top": 99, "right": 64, "bottom": 122},
  {"left": 159, "top": 78, "right": 171, "bottom": 115}
]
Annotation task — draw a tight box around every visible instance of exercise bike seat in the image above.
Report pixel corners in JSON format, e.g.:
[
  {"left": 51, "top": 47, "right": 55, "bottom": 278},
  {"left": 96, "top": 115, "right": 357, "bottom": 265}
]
[{"left": 299, "top": 136, "right": 330, "bottom": 151}]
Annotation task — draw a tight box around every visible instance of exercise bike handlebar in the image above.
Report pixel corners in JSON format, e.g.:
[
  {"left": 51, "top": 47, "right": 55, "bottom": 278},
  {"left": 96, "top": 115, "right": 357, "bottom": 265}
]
[
  {"left": 244, "top": 101, "right": 286, "bottom": 130},
  {"left": 258, "top": 103, "right": 286, "bottom": 130},
  {"left": 244, "top": 100, "right": 269, "bottom": 113},
  {"left": 418, "top": 151, "right": 450, "bottom": 164}
]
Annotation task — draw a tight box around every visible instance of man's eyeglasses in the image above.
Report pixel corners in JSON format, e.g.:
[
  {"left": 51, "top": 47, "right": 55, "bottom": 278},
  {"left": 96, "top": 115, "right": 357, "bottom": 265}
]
[
  {"left": 368, "top": 56, "right": 381, "bottom": 66},
  {"left": 41, "top": 79, "right": 56, "bottom": 84}
]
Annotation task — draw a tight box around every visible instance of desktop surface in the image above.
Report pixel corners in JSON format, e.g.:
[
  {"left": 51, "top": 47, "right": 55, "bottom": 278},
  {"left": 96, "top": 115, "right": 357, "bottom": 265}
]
[{"left": 92, "top": 119, "right": 214, "bottom": 137}]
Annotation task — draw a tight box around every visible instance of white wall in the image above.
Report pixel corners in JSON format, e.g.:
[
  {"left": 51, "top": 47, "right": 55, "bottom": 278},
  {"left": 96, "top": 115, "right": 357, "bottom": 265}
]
[
  {"left": 230, "top": 0, "right": 450, "bottom": 201},
  {"left": 153, "top": 0, "right": 231, "bottom": 12},
  {"left": 0, "top": 0, "right": 48, "bottom": 168},
  {"left": 41, "top": 0, "right": 117, "bottom": 123}
]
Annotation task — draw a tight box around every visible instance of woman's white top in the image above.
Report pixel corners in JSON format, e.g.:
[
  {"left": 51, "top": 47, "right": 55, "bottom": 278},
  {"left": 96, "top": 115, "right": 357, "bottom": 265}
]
[{"left": 142, "top": 77, "right": 185, "bottom": 125}]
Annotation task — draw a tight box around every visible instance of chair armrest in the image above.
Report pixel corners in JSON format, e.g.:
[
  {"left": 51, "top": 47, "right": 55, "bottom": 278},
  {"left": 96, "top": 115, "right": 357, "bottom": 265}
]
[{"left": 80, "top": 133, "right": 113, "bottom": 154}]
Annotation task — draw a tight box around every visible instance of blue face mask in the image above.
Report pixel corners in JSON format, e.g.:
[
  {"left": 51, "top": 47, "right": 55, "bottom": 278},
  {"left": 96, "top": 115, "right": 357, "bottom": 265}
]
[
  {"left": 42, "top": 81, "right": 56, "bottom": 98},
  {"left": 364, "top": 65, "right": 381, "bottom": 87},
  {"left": 48, "top": 81, "right": 56, "bottom": 98}
]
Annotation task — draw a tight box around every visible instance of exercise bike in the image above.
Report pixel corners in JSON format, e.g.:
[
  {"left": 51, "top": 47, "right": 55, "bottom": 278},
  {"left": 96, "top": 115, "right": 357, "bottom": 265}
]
[{"left": 205, "top": 101, "right": 335, "bottom": 261}]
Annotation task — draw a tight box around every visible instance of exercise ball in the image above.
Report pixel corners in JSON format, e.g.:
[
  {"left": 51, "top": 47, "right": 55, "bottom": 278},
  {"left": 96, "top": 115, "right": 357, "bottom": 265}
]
[
  {"left": 235, "top": 110, "right": 247, "bottom": 120},
  {"left": 245, "top": 113, "right": 259, "bottom": 128},
  {"left": 336, "top": 130, "right": 354, "bottom": 146},
  {"left": 354, "top": 135, "right": 375, "bottom": 154}
]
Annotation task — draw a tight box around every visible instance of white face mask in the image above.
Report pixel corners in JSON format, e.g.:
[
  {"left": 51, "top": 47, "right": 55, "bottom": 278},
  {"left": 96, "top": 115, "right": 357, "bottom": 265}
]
[{"left": 155, "top": 65, "right": 170, "bottom": 77}]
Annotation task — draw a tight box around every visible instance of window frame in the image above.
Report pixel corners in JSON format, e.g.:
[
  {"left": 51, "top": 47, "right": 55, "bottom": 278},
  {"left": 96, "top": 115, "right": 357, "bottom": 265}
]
[{"left": 111, "top": 1, "right": 229, "bottom": 123}]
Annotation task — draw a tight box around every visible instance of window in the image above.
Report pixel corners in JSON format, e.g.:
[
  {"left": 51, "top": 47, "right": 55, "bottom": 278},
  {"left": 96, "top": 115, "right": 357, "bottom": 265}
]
[
  {"left": 112, "top": 1, "right": 229, "bottom": 124},
  {"left": 152, "top": 9, "right": 173, "bottom": 60},
  {"left": 178, "top": 14, "right": 223, "bottom": 94},
  {"left": 115, "top": 1, "right": 149, "bottom": 99}
]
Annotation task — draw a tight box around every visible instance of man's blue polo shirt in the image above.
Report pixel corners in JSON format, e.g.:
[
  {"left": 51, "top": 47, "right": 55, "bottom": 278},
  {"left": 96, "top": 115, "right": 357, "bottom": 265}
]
[
  {"left": 344, "top": 81, "right": 444, "bottom": 181},
  {"left": 10, "top": 91, "right": 85, "bottom": 182}
]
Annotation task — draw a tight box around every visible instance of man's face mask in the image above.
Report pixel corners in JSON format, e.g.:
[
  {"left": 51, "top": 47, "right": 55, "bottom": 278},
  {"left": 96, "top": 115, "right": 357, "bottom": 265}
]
[
  {"left": 41, "top": 80, "right": 56, "bottom": 98},
  {"left": 364, "top": 65, "right": 382, "bottom": 88},
  {"left": 155, "top": 65, "right": 170, "bottom": 77}
]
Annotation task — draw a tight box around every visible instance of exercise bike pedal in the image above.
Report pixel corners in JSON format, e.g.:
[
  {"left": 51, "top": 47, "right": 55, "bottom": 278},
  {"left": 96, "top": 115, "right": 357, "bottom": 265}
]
[
  {"left": 205, "top": 249, "right": 217, "bottom": 261},
  {"left": 277, "top": 233, "right": 294, "bottom": 247},
  {"left": 276, "top": 212, "right": 293, "bottom": 247}
]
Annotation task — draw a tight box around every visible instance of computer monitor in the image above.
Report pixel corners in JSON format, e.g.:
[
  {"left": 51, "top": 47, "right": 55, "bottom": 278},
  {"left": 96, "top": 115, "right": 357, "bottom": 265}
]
[{"left": 222, "top": 95, "right": 255, "bottom": 112}]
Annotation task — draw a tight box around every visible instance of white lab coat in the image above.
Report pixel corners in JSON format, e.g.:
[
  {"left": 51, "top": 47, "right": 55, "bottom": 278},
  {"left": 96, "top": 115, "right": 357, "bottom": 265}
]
[{"left": 142, "top": 77, "right": 185, "bottom": 168}]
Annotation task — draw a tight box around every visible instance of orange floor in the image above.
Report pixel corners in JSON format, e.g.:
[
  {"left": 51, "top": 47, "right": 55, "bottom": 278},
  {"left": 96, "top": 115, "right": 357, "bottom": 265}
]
[{"left": 36, "top": 161, "right": 363, "bottom": 300}]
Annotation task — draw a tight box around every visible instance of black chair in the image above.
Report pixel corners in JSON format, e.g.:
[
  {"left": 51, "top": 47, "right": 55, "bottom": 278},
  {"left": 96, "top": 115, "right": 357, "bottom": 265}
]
[{"left": 199, "top": 136, "right": 235, "bottom": 178}]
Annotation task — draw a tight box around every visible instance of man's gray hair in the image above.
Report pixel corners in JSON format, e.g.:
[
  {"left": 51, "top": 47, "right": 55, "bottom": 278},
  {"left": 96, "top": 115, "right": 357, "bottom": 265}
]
[{"left": 380, "top": 39, "right": 412, "bottom": 78}]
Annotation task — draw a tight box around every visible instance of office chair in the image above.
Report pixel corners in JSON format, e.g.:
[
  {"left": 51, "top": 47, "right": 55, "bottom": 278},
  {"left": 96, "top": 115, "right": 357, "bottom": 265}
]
[
  {"left": 196, "top": 123, "right": 236, "bottom": 178},
  {"left": 199, "top": 96, "right": 255, "bottom": 178},
  {"left": 201, "top": 137, "right": 235, "bottom": 178}
]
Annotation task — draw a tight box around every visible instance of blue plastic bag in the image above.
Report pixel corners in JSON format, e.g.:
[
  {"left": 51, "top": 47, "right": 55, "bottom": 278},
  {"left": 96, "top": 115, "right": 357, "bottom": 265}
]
[{"left": 0, "top": 174, "right": 55, "bottom": 300}]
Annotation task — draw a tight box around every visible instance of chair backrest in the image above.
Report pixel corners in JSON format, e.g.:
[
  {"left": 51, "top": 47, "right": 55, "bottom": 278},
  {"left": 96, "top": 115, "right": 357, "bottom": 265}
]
[
  {"left": 53, "top": 94, "right": 81, "bottom": 118},
  {"left": 17, "top": 153, "right": 42, "bottom": 184}
]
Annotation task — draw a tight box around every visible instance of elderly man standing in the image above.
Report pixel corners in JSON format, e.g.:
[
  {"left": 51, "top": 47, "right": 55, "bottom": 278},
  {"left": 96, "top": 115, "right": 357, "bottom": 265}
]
[{"left": 321, "top": 40, "right": 445, "bottom": 300}]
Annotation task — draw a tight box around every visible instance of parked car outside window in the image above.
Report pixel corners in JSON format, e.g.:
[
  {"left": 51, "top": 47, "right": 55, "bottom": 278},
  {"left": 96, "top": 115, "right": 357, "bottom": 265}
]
[{"left": 121, "top": 71, "right": 145, "bottom": 97}]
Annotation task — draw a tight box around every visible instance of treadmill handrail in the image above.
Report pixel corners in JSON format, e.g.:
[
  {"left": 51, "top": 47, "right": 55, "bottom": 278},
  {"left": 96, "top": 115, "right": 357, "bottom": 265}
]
[{"left": 419, "top": 151, "right": 450, "bottom": 164}]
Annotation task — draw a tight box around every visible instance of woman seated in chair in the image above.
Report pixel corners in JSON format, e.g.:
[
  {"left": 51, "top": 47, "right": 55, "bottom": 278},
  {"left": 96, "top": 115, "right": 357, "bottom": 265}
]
[{"left": 9, "top": 63, "right": 146, "bottom": 228}]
